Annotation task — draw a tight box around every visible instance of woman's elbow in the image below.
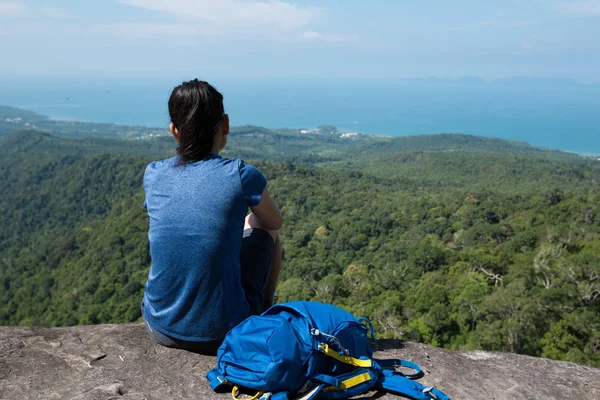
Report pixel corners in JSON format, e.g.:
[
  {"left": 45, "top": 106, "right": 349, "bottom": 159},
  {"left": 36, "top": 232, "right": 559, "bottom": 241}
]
[{"left": 268, "top": 214, "right": 283, "bottom": 231}]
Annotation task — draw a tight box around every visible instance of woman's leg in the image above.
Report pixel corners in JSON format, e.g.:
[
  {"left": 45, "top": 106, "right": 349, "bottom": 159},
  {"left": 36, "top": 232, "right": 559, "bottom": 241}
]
[
  {"left": 242, "top": 213, "right": 281, "bottom": 312},
  {"left": 265, "top": 233, "right": 281, "bottom": 305}
]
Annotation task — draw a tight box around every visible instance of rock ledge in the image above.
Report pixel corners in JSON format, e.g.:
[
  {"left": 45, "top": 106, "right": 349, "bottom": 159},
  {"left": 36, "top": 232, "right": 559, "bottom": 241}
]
[{"left": 1, "top": 323, "right": 599, "bottom": 399}]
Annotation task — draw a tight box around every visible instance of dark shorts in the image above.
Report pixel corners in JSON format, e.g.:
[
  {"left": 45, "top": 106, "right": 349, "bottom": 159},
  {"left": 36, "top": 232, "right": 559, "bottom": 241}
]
[
  {"left": 142, "top": 228, "right": 274, "bottom": 355},
  {"left": 240, "top": 228, "right": 275, "bottom": 315}
]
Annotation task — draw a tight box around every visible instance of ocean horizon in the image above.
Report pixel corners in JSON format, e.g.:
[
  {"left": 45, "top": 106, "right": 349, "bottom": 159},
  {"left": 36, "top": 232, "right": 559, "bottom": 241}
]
[{"left": 1, "top": 76, "right": 599, "bottom": 155}]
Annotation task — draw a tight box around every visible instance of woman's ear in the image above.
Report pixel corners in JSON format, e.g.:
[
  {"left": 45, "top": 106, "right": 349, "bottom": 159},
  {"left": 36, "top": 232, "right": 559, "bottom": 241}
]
[
  {"left": 222, "top": 114, "right": 230, "bottom": 136},
  {"left": 170, "top": 123, "right": 180, "bottom": 142}
]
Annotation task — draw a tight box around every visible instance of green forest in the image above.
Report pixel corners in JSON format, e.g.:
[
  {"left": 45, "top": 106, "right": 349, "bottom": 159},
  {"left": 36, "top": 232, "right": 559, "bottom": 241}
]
[{"left": 1, "top": 106, "right": 599, "bottom": 367}]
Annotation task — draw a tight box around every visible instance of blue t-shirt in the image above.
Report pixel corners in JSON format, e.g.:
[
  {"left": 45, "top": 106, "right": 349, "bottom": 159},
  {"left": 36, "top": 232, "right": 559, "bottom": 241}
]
[{"left": 141, "top": 154, "right": 267, "bottom": 342}]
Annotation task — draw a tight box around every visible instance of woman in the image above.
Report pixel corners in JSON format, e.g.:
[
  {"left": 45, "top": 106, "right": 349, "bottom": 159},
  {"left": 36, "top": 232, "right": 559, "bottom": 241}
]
[{"left": 141, "top": 79, "right": 282, "bottom": 354}]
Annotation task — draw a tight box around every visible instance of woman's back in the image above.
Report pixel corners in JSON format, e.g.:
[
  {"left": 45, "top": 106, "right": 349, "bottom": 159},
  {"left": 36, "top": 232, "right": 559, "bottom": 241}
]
[{"left": 142, "top": 153, "right": 266, "bottom": 341}]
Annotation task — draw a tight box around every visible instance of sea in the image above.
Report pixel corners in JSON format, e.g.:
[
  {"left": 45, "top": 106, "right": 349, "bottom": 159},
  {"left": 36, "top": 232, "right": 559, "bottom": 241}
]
[{"left": 1, "top": 76, "right": 599, "bottom": 155}]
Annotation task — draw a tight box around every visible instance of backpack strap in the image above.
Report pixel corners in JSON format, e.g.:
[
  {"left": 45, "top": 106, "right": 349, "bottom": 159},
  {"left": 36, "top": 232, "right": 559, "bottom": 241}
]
[
  {"left": 376, "top": 369, "right": 451, "bottom": 400},
  {"left": 207, "top": 369, "right": 267, "bottom": 400},
  {"left": 318, "top": 344, "right": 372, "bottom": 367},
  {"left": 321, "top": 368, "right": 375, "bottom": 392},
  {"left": 206, "top": 368, "right": 229, "bottom": 392},
  {"left": 377, "top": 359, "right": 423, "bottom": 378},
  {"left": 318, "top": 367, "right": 378, "bottom": 399},
  {"left": 311, "top": 374, "right": 340, "bottom": 387},
  {"left": 232, "top": 386, "right": 264, "bottom": 400},
  {"left": 357, "top": 317, "right": 376, "bottom": 340}
]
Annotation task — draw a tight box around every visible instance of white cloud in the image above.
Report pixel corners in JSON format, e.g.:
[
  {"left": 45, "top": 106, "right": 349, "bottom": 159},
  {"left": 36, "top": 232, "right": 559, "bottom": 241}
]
[
  {"left": 0, "top": 1, "right": 22, "bottom": 18},
  {"left": 119, "top": 0, "right": 320, "bottom": 30},
  {"left": 299, "top": 31, "right": 354, "bottom": 43},
  {"left": 554, "top": 1, "right": 600, "bottom": 16}
]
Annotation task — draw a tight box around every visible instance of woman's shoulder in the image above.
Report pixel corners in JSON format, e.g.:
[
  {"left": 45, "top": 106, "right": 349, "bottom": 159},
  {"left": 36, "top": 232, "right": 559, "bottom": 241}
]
[
  {"left": 151, "top": 155, "right": 176, "bottom": 165},
  {"left": 144, "top": 156, "right": 177, "bottom": 175},
  {"left": 215, "top": 156, "right": 262, "bottom": 174},
  {"left": 144, "top": 155, "right": 262, "bottom": 181}
]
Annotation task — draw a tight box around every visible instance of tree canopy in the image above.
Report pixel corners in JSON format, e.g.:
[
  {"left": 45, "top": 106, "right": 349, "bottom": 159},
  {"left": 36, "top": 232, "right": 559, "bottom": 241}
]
[{"left": 1, "top": 109, "right": 599, "bottom": 367}]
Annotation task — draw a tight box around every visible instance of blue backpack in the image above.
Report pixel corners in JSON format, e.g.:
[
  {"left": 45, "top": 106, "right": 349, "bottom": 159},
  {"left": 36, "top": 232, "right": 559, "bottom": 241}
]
[{"left": 206, "top": 301, "right": 450, "bottom": 400}]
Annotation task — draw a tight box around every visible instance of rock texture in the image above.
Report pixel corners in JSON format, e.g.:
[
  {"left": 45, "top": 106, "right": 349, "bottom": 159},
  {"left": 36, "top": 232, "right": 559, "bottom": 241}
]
[{"left": 0, "top": 323, "right": 599, "bottom": 400}]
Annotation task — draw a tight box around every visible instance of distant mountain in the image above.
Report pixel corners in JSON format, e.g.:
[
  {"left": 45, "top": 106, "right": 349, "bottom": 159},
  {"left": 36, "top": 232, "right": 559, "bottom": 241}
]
[
  {"left": 492, "top": 77, "right": 591, "bottom": 89},
  {"left": 379, "top": 76, "right": 598, "bottom": 89},
  {"left": 452, "top": 76, "right": 591, "bottom": 88}
]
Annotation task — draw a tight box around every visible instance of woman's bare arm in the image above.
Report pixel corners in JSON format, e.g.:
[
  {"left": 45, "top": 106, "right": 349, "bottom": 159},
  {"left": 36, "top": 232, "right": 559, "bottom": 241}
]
[{"left": 250, "top": 187, "right": 282, "bottom": 230}]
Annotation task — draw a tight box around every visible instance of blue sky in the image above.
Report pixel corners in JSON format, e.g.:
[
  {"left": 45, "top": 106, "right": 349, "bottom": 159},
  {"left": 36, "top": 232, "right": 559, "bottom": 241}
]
[{"left": 1, "top": 0, "right": 600, "bottom": 81}]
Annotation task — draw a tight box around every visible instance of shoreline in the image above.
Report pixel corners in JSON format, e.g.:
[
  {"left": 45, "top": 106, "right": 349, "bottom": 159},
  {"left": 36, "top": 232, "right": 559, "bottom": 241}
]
[{"left": 2, "top": 105, "right": 597, "bottom": 157}]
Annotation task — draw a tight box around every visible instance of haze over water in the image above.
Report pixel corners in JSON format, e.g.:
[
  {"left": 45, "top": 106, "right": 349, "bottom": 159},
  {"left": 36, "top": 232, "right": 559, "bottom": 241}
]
[{"left": 1, "top": 76, "right": 599, "bottom": 155}]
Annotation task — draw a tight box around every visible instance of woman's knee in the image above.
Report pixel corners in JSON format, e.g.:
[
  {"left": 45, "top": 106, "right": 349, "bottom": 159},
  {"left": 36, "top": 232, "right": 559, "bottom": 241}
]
[
  {"left": 244, "top": 213, "right": 257, "bottom": 230},
  {"left": 245, "top": 214, "right": 279, "bottom": 243}
]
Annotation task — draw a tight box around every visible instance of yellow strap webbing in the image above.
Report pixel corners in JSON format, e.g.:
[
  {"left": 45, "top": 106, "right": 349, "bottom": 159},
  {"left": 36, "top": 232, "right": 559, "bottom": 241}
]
[
  {"left": 319, "top": 344, "right": 373, "bottom": 368},
  {"left": 232, "top": 385, "right": 264, "bottom": 400},
  {"left": 323, "top": 372, "right": 373, "bottom": 392}
]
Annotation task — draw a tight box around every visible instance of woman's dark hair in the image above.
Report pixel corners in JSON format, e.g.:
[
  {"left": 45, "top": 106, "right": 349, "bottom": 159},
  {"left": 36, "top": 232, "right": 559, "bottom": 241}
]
[{"left": 168, "top": 79, "right": 224, "bottom": 164}]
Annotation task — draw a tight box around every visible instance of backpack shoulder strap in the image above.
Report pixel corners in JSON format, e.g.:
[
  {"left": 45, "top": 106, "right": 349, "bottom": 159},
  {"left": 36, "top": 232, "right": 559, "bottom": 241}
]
[
  {"left": 376, "top": 369, "right": 451, "bottom": 400},
  {"left": 318, "top": 367, "right": 378, "bottom": 399},
  {"left": 376, "top": 359, "right": 423, "bottom": 378},
  {"left": 318, "top": 344, "right": 373, "bottom": 367}
]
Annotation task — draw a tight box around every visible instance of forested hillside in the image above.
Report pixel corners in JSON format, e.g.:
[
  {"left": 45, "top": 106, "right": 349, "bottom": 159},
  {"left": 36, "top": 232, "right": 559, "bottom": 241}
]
[
  {"left": 331, "top": 150, "right": 600, "bottom": 190},
  {"left": 1, "top": 111, "right": 599, "bottom": 367}
]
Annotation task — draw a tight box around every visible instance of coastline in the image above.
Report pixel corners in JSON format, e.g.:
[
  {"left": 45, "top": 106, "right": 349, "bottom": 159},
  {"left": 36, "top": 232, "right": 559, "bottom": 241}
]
[{"left": 1, "top": 103, "right": 597, "bottom": 157}]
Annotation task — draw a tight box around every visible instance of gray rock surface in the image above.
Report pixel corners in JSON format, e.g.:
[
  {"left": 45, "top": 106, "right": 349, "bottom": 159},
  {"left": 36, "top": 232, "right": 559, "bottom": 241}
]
[{"left": 0, "top": 323, "right": 599, "bottom": 400}]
